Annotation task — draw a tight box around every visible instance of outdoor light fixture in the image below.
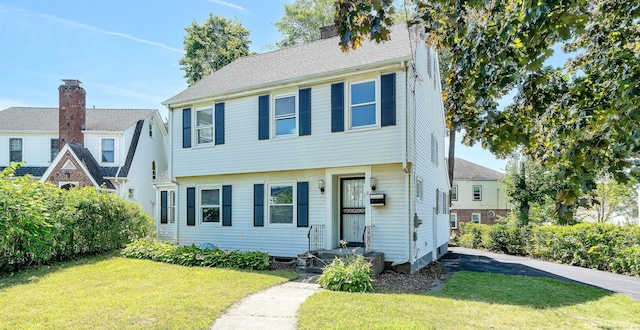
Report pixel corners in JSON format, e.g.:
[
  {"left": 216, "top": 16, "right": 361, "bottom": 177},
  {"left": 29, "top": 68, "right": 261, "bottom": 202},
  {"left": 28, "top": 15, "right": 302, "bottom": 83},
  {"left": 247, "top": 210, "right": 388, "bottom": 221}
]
[
  {"left": 318, "top": 179, "right": 325, "bottom": 193},
  {"left": 370, "top": 178, "right": 377, "bottom": 191}
]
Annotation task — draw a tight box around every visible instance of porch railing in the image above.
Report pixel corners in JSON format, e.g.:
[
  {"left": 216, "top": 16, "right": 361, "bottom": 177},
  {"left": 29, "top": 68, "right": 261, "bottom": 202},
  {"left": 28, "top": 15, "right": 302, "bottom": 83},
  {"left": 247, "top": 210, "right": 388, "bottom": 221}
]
[
  {"left": 307, "top": 225, "right": 325, "bottom": 252},
  {"left": 363, "top": 225, "right": 374, "bottom": 253}
]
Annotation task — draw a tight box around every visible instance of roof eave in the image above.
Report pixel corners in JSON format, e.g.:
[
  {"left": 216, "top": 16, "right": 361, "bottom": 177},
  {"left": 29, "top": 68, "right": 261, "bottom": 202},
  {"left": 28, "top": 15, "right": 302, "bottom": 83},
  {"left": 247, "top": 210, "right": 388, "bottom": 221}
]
[{"left": 163, "top": 56, "right": 411, "bottom": 108}]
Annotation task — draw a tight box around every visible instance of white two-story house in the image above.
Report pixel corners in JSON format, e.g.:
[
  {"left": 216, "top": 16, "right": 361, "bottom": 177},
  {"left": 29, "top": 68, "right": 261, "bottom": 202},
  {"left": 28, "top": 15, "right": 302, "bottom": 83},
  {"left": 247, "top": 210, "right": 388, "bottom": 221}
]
[
  {"left": 0, "top": 79, "right": 168, "bottom": 216},
  {"left": 449, "top": 158, "right": 511, "bottom": 233},
  {"left": 157, "top": 24, "right": 450, "bottom": 272}
]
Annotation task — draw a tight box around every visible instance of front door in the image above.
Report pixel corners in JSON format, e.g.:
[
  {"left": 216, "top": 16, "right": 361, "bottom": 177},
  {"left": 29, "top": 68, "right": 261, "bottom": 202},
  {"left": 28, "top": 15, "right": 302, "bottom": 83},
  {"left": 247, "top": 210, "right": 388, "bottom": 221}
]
[{"left": 340, "top": 177, "right": 366, "bottom": 247}]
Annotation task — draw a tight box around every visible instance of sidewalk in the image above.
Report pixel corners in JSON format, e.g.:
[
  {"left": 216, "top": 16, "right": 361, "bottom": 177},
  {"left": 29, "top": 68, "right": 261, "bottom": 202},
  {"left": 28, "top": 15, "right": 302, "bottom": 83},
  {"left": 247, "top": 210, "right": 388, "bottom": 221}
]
[{"left": 211, "top": 275, "right": 321, "bottom": 330}]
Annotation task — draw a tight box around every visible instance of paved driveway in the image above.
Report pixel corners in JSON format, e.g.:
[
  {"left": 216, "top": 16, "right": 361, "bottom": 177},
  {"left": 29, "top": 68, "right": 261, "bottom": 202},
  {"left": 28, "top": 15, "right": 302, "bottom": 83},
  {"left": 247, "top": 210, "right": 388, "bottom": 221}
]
[{"left": 441, "top": 247, "right": 640, "bottom": 299}]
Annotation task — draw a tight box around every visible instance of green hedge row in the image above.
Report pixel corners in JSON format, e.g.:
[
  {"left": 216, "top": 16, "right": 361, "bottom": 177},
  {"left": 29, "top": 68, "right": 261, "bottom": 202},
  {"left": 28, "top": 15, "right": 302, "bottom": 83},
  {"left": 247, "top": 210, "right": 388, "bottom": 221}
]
[
  {"left": 0, "top": 166, "right": 154, "bottom": 273},
  {"left": 458, "top": 222, "right": 640, "bottom": 276},
  {"left": 121, "top": 239, "right": 270, "bottom": 270}
]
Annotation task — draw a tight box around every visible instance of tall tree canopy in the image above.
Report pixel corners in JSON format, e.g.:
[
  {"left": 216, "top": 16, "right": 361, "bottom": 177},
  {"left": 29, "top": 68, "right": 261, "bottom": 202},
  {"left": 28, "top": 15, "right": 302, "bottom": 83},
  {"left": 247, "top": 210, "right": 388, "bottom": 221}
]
[
  {"left": 335, "top": 0, "right": 639, "bottom": 214},
  {"left": 272, "top": 0, "right": 336, "bottom": 49},
  {"left": 179, "top": 13, "right": 252, "bottom": 86}
]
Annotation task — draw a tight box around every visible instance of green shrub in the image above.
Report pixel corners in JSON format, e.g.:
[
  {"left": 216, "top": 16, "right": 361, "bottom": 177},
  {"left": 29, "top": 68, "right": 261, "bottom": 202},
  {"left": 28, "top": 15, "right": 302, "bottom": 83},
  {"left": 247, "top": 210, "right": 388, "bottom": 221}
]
[
  {"left": 121, "top": 239, "right": 270, "bottom": 270},
  {"left": 317, "top": 255, "right": 373, "bottom": 292},
  {"left": 458, "top": 222, "right": 489, "bottom": 249},
  {"left": 0, "top": 165, "right": 154, "bottom": 273}
]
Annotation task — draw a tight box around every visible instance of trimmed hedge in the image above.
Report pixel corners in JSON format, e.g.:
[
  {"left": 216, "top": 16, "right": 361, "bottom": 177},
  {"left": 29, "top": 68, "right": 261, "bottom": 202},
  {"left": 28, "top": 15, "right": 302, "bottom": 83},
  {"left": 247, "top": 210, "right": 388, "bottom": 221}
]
[
  {"left": 121, "top": 239, "right": 270, "bottom": 270},
  {"left": 0, "top": 166, "right": 154, "bottom": 273},
  {"left": 458, "top": 222, "right": 640, "bottom": 277}
]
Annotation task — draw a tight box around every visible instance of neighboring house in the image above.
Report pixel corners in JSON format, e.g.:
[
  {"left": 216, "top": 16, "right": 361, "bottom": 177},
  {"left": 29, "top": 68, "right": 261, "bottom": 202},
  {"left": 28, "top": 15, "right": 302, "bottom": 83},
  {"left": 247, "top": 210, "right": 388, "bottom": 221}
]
[
  {"left": 0, "top": 79, "right": 168, "bottom": 217},
  {"left": 157, "top": 24, "right": 450, "bottom": 272},
  {"left": 449, "top": 158, "right": 511, "bottom": 234}
]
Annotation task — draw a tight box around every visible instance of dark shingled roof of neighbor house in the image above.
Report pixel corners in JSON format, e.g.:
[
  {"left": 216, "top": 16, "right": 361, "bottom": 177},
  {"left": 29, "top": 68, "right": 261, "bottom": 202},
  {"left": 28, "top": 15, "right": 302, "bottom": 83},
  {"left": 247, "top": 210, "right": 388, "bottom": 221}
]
[
  {"left": 69, "top": 144, "right": 116, "bottom": 190},
  {"left": 0, "top": 107, "right": 155, "bottom": 132},
  {"left": 452, "top": 158, "right": 504, "bottom": 181},
  {"left": 164, "top": 23, "right": 415, "bottom": 105}
]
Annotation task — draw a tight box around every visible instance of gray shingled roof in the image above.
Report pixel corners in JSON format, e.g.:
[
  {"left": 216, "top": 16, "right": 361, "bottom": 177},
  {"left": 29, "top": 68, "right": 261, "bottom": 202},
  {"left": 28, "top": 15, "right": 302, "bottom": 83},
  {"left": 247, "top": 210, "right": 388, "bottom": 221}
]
[
  {"left": 0, "top": 166, "right": 48, "bottom": 177},
  {"left": 452, "top": 158, "right": 504, "bottom": 180},
  {"left": 164, "top": 23, "right": 414, "bottom": 105},
  {"left": 69, "top": 144, "right": 116, "bottom": 189},
  {"left": 0, "top": 107, "right": 155, "bottom": 131}
]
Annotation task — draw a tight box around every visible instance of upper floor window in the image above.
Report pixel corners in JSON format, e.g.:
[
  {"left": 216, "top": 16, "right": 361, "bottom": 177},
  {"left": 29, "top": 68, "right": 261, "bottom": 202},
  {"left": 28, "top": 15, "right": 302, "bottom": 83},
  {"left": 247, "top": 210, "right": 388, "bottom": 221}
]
[
  {"left": 50, "top": 139, "right": 59, "bottom": 162},
  {"left": 349, "top": 80, "right": 377, "bottom": 129},
  {"left": 196, "top": 108, "right": 213, "bottom": 145},
  {"left": 9, "top": 138, "right": 22, "bottom": 162},
  {"left": 416, "top": 178, "right": 423, "bottom": 201},
  {"left": 451, "top": 185, "right": 458, "bottom": 201},
  {"left": 472, "top": 185, "right": 482, "bottom": 201},
  {"left": 101, "top": 139, "right": 114, "bottom": 163},
  {"left": 200, "top": 186, "right": 221, "bottom": 223},
  {"left": 269, "top": 183, "right": 295, "bottom": 225},
  {"left": 431, "top": 134, "right": 438, "bottom": 166},
  {"left": 149, "top": 119, "right": 154, "bottom": 137},
  {"left": 152, "top": 161, "right": 156, "bottom": 180},
  {"left": 274, "top": 94, "right": 297, "bottom": 137}
]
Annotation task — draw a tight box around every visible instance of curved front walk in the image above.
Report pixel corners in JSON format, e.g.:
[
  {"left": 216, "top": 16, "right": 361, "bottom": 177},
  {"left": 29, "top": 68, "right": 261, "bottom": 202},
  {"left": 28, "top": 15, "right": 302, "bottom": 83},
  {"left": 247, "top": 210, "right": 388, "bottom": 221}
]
[
  {"left": 443, "top": 247, "right": 640, "bottom": 299},
  {"left": 211, "top": 277, "right": 322, "bottom": 330}
]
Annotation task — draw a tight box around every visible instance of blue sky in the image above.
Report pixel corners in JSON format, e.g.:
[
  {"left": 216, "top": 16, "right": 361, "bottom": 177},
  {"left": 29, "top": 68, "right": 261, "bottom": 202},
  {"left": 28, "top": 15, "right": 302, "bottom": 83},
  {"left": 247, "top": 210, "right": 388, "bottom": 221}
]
[{"left": 0, "top": 0, "right": 565, "bottom": 173}]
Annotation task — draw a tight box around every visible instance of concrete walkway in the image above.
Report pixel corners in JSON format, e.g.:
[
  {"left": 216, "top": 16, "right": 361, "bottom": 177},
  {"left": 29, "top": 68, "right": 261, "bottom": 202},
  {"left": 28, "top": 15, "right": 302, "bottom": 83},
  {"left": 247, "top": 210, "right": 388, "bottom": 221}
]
[
  {"left": 443, "top": 247, "right": 640, "bottom": 299},
  {"left": 211, "top": 276, "right": 322, "bottom": 330}
]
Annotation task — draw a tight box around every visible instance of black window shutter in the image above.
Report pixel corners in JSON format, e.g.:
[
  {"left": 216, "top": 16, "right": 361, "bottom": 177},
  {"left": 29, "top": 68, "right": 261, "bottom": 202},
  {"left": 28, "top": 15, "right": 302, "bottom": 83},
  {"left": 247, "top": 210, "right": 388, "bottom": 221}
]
[
  {"left": 254, "top": 184, "right": 264, "bottom": 226},
  {"left": 182, "top": 108, "right": 191, "bottom": 148},
  {"left": 381, "top": 73, "right": 396, "bottom": 126},
  {"left": 258, "top": 95, "right": 270, "bottom": 140},
  {"left": 222, "top": 185, "right": 232, "bottom": 226},
  {"left": 160, "top": 191, "right": 168, "bottom": 224},
  {"left": 331, "top": 82, "right": 344, "bottom": 132},
  {"left": 297, "top": 182, "right": 309, "bottom": 227},
  {"left": 187, "top": 187, "right": 196, "bottom": 226},
  {"left": 215, "top": 102, "right": 225, "bottom": 145},
  {"left": 299, "top": 88, "right": 311, "bottom": 136}
]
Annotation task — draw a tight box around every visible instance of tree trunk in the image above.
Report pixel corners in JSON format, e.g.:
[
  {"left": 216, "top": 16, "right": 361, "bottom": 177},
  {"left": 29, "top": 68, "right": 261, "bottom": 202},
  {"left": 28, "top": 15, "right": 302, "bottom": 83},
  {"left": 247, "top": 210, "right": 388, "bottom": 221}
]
[
  {"left": 518, "top": 161, "right": 530, "bottom": 226},
  {"left": 448, "top": 128, "right": 456, "bottom": 187}
]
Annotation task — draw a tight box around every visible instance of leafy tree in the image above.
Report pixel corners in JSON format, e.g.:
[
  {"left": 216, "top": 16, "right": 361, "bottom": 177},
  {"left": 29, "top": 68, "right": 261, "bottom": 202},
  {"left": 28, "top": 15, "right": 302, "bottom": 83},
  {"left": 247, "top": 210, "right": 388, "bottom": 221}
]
[
  {"left": 334, "top": 0, "right": 639, "bottom": 215},
  {"left": 271, "top": 0, "right": 336, "bottom": 49},
  {"left": 579, "top": 174, "right": 638, "bottom": 223},
  {"left": 500, "top": 156, "right": 565, "bottom": 226},
  {"left": 179, "top": 13, "right": 252, "bottom": 86}
]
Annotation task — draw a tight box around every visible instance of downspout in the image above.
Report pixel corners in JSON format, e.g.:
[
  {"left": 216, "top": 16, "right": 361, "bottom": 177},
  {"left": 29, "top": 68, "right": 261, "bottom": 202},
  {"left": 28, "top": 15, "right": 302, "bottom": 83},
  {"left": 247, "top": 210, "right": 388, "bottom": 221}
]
[
  {"left": 167, "top": 106, "right": 179, "bottom": 243},
  {"left": 400, "top": 59, "right": 412, "bottom": 266}
]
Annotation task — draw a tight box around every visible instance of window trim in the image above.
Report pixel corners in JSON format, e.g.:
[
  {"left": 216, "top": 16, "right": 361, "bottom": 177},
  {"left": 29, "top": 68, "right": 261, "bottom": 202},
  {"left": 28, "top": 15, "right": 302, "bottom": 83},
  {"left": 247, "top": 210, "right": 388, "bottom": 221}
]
[
  {"left": 472, "top": 212, "right": 482, "bottom": 224},
  {"left": 194, "top": 106, "right": 214, "bottom": 147},
  {"left": 347, "top": 77, "right": 380, "bottom": 131},
  {"left": 451, "top": 185, "right": 458, "bottom": 201},
  {"left": 472, "top": 185, "right": 482, "bottom": 201},
  {"left": 149, "top": 119, "right": 154, "bottom": 138},
  {"left": 127, "top": 187, "right": 136, "bottom": 200},
  {"left": 450, "top": 213, "right": 458, "bottom": 229},
  {"left": 416, "top": 178, "right": 424, "bottom": 202},
  {"left": 198, "top": 184, "right": 222, "bottom": 225},
  {"left": 266, "top": 181, "right": 297, "bottom": 227},
  {"left": 101, "top": 138, "right": 115, "bottom": 164},
  {"left": 271, "top": 92, "right": 298, "bottom": 139},
  {"left": 9, "top": 137, "right": 23, "bottom": 163},
  {"left": 50, "top": 138, "right": 59, "bottom": 162}
]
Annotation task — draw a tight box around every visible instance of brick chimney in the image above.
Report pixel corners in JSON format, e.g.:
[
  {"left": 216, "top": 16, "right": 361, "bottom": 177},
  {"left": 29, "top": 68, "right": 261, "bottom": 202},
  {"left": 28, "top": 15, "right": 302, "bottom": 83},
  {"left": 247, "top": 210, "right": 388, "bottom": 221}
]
[
  {"left": 320, "top": 25, "right": 338, "bottom": 39},
  {"left": 58, "top": 79, "right": 86, "bottom": 149}
]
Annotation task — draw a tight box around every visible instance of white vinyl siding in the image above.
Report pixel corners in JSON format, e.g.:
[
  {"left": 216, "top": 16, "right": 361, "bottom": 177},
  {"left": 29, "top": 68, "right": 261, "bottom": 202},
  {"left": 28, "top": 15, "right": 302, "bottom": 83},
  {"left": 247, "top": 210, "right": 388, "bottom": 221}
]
[{"left": 170, "top": 74, "right": 405, "bottom": 178}]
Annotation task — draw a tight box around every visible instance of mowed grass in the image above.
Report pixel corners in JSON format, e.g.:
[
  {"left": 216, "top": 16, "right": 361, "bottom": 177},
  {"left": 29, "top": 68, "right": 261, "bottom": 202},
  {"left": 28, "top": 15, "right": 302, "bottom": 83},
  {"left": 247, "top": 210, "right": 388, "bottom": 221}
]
[
  {"left": 0, "top": 253, "right": 297, "bottom": 329},
  {"left": 298, "top": 271, "right": 640, "bottom": 329}
]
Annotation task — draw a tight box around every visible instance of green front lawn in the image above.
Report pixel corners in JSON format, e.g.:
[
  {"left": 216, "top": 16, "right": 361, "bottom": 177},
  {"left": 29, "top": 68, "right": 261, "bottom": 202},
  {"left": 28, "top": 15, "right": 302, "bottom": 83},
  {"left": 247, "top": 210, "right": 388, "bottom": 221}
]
[
  {"left": 298, "top": 271, "right": 640, "bottom": 329},
  {"left": 0, "top": 253, "right": 297, "bottom": 329}
]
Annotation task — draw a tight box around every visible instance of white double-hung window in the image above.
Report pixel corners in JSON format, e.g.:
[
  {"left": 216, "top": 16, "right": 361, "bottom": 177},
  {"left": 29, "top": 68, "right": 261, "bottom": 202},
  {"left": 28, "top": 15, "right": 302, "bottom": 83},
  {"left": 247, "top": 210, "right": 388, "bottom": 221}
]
[
  {"left": 274, "top": 94, "right": 296, "bottom": 137},
  {"left": 268, "top": 183, "right": 295, "bottom": 225},
  {"left": 196, "top": 107, "right": 213, "bottom": 145},
  {"left": 200, "top": 187, "right": 221, "bottom": 223},
  {"left": 349, "top": 79, "right": 378, "bottom": 129}
]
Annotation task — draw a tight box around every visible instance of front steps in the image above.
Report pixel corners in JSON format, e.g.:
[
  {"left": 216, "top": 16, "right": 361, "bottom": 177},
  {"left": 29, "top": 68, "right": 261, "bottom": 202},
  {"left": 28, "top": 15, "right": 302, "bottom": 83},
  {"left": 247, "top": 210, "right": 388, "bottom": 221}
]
[{"left": 297, "top": 248, "right": 385, "bottom": 275}]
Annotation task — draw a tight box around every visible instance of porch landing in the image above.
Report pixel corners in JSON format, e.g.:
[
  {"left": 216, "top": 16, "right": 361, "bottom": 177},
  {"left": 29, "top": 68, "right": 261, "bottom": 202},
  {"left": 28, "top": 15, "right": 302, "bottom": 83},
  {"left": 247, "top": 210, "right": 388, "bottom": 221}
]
[{"left": 297, "top": 248, "right": 385, "bottom": 275}]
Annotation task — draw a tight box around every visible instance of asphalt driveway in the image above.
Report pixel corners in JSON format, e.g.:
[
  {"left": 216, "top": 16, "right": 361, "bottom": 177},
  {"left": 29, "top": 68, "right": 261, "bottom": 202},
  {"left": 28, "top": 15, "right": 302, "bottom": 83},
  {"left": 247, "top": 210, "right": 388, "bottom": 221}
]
[{"left": 441, "top": 247, "right": 640, "bottom": 299}]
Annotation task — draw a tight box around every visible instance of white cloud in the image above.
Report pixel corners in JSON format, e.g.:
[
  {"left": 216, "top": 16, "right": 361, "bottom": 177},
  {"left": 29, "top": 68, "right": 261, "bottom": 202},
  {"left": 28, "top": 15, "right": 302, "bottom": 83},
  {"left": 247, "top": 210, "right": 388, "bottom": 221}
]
[
  {"left": 10, "top": 7, "right": 184, "bottom": 54},
  {"left": 207, "top": 0, "right": 246, "bottom": 12}
]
